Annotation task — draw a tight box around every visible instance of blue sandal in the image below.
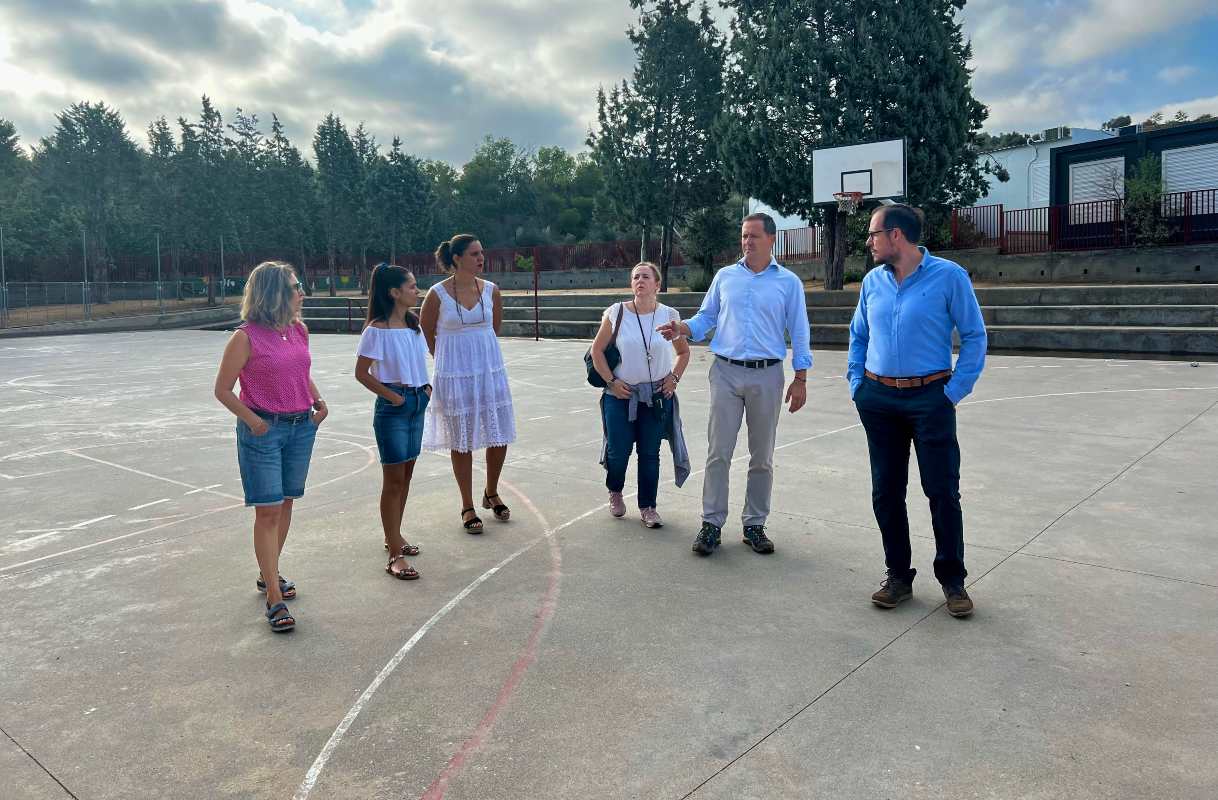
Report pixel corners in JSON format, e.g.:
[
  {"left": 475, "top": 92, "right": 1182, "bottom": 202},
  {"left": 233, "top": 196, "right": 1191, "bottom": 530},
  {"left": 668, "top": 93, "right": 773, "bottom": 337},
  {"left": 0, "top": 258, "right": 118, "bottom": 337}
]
[
  {"left": 265, "top": 602, "right": 295, "bottom": 632},
  {"left": 256, "top": 575, "right": 296, "bottom": 599}
]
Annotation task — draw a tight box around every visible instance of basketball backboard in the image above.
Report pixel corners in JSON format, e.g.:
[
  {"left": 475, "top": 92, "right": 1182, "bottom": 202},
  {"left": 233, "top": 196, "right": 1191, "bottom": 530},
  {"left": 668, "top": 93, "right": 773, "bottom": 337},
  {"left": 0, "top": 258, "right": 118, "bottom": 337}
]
[{"left": 812, "top": 138, "right": 907, "bottom": 206}]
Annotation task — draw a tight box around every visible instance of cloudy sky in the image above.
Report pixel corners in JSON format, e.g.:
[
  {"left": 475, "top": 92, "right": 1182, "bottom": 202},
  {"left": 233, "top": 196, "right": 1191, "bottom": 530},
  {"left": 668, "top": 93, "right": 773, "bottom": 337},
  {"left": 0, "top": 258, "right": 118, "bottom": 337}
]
[{"left": 1, "top": 0, "right": 1216, "bottom": 164}]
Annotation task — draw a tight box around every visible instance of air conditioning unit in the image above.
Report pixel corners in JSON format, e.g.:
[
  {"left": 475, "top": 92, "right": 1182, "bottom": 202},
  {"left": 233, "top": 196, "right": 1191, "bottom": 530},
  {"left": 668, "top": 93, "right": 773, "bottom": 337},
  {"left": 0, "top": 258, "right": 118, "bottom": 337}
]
[
  {"left": 1043, "top": 126, "right": 1071, "bottom": 142},
  {"left": 1117, "top": 124, "right": 1143, "bottom": 137}
]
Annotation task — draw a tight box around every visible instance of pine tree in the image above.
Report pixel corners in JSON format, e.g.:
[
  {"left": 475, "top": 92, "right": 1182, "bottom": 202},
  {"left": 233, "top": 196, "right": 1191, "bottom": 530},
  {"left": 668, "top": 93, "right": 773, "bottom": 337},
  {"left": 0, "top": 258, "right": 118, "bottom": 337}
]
[
  {"left": 313, "top": 113, "right": 361, "bottom": 296},
  {"left": 589, "top": 0, "right": 727, "bottom": 289},
  {"left": 720, "top": 0, "right": 988, "bottom": 289},
  {"left": 34, "top": 102, "right": 143, "bottom": 299}
]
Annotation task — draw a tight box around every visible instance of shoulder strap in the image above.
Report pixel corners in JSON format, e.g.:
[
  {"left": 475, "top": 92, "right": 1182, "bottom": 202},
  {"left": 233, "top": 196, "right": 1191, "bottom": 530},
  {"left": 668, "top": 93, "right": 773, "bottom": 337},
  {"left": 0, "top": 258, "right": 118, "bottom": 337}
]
[{"left": 608, "top": 302, "right": 625, "bottom": 345}]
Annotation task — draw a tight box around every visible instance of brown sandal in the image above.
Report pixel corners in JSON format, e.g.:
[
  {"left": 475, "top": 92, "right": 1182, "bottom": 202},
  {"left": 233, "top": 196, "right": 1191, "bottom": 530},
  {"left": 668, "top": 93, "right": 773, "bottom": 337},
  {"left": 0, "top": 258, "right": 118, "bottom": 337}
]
[
  {"left": 383, "top": 541, "right": 420, "bottom": 555},
  {"left": 482, "top": 491, "right": 510, "bottom": 522},
  {"left": 385, "top": 554, "right": 420, "bottom": 580}
]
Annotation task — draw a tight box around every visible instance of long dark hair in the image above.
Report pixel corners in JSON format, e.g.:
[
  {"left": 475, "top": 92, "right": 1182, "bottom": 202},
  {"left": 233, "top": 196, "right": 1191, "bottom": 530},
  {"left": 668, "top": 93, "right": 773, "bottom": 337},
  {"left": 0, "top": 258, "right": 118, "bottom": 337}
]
[
  {"left": 434, "top": 234, "right": 479, "bottom": 272},
  {"left": 365, "top": 263, "right": 420, "bottom": 330}
]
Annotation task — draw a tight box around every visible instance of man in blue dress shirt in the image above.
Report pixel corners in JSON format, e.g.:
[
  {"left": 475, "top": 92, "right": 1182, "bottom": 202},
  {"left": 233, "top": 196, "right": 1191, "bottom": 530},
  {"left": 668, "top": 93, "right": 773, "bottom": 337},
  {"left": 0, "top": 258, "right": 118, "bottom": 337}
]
[
  {"left": 848, "top": 204, "right": 986, "bottom": 618},
  {"left": 658, "top": 212, "right": 812, "bottom": 557}
]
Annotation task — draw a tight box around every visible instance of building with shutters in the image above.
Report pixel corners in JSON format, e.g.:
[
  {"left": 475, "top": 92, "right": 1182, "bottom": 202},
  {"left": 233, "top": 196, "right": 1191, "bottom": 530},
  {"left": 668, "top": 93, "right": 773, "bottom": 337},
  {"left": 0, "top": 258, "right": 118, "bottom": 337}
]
[
  {"left": 973, "top": 127, "right": 1114, "bottom": 211},
  {"left": 1050, "top": 118, "right": 1218, "bottom": 207}
]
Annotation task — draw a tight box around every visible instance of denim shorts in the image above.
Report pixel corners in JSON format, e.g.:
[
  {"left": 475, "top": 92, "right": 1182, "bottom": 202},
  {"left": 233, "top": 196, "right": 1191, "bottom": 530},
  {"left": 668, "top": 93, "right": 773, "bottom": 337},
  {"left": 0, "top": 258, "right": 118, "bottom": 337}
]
[
  {"left": 236, "top": 410, "right": 318, "bottom": 506},
  {"left": 373, "top": 386, "right": 429, "bottom": 465}
]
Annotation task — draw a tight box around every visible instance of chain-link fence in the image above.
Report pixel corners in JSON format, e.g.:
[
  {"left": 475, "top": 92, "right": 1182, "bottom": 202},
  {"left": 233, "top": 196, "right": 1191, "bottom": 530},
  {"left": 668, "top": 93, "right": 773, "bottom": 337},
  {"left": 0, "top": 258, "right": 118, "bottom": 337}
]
[{"left": 0, "top": 281, "right": 223, "bottom": 329}]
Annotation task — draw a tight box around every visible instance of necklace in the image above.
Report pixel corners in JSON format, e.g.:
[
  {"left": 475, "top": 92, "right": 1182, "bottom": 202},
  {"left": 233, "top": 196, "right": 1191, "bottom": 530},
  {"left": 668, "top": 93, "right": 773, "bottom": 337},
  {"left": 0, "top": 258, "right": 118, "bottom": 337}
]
[
  {"left": 452, "top": 278, "right": 486, "bottom": 325},
  {"left": 632, "top": 301, "right": 657, "bottom": 367}
]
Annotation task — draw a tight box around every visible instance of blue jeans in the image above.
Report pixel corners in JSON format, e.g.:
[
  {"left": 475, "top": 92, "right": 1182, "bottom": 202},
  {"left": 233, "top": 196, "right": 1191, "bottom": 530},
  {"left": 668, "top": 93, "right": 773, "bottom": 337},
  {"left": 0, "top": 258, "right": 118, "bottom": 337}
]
[
  {"left": 373, "top": 386, "right": 429, "bottom": 465},
  {"left": 853, "top": 377, "right": 966, "bottom": 587},
  {"left": 236, "top": 410, "right": 318, "bottom": 507},
  {"left": 602, "top": 394, "right": 665, "bottom": 509}
]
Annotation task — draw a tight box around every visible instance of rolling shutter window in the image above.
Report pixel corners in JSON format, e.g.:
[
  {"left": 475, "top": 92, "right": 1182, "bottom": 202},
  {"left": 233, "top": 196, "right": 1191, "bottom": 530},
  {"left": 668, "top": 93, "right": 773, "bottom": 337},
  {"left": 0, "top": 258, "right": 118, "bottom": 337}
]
[
  {"left": 1161, "top": 143, "right": 1218, "bottom": 193},
  {"left": 1030, "top": 160, "right": 1050, "bottom": 206},
  {"left": 1069, "top": 157, "right": 1124, "bottom": 223}
]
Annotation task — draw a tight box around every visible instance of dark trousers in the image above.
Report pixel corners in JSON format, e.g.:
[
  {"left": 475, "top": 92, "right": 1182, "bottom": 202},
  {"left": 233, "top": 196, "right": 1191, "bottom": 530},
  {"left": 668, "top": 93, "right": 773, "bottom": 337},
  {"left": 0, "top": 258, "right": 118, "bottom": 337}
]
[
  {"left": 854, "top": 377, "right": 966, "bottom": 587},
  {"left": 602, "top": 395, "right": 665, "bottom": 509}
]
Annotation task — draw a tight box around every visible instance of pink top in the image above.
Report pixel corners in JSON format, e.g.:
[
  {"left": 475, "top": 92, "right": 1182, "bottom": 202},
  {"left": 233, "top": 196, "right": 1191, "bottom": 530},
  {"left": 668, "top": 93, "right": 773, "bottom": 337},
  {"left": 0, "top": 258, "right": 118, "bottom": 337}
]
[{"left": 238, "top": 321, "right": 315, "bottom": 413}]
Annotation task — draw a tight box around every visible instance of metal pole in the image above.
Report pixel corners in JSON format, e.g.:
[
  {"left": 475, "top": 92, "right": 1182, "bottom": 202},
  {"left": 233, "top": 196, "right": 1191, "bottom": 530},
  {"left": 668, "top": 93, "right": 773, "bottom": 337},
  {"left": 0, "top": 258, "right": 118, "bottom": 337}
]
[
  {"left": 1, "top": 225, "right": 7, "bottom": 328},
  {"left": 156, "top": 233, "right": 164, "bottom": 316},
  {"left": 219, "top": 235, "right": 225, "bottom": 305},
  {"left": 82, "top": 228, "right": 89, "bottom": 320}
]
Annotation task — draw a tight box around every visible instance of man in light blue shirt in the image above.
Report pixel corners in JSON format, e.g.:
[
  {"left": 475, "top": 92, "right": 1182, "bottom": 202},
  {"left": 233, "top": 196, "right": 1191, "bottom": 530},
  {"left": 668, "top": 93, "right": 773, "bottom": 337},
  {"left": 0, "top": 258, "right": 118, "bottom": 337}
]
[
  {"left": 658, "top": 212, "right": 812, "bottom": 557},
  {"left": 848, "top": 203, "right": 986, "bottom": 618}
]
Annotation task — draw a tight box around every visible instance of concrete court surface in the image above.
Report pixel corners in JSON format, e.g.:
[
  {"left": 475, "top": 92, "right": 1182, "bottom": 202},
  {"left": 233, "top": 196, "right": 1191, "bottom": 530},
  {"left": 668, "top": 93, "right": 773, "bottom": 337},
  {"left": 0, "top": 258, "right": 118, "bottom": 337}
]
[{"left": 0, "top": 331, "right": 1216, "bottom": 800}]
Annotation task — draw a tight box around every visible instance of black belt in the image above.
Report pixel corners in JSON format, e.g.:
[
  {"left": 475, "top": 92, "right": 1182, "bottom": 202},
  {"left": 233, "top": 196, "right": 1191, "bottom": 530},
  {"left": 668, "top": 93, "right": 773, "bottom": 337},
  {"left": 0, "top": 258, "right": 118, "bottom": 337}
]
[
  {"left": 385, "top": 383, "right": 428, "bottom": 393},
  {"left": 717, "top": 355, "right": 781, "bottom": 369},
  {"left": 253, "top": 409, "right": 311, "bottom": 423}
]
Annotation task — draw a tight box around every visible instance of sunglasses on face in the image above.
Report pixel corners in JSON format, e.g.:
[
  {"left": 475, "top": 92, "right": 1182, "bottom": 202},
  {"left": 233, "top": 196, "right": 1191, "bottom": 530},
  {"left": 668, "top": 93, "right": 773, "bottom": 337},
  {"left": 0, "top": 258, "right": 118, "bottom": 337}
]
[
  {"left": 292, "top": 281, "right": 304, "bottom": 291},
  {"left": 866, "top": 228, "right": 895, "bottom": 241}
]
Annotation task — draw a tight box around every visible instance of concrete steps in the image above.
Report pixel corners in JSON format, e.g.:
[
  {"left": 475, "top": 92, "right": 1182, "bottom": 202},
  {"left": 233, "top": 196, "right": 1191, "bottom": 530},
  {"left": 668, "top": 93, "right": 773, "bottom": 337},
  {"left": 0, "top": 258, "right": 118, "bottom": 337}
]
[{"left": 302, "top": 284, "right": 1218, "bottom": 357}]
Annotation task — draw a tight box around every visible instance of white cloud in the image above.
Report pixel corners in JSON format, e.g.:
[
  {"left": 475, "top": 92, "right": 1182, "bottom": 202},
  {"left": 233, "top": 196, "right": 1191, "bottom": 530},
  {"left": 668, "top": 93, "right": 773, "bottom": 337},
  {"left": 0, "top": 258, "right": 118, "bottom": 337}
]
[
  {"left": 1043, "top": 0, "right": 1214, "bottom": 65},
  {"left": 0, "top": 0, "right": 645, "bottom": 163},
  {"left": 1129, "top": 94, "right": 1218, "bottom": 122},
  {"left": 1157, "top": 65, "right": 1198, "bottom": 84}
]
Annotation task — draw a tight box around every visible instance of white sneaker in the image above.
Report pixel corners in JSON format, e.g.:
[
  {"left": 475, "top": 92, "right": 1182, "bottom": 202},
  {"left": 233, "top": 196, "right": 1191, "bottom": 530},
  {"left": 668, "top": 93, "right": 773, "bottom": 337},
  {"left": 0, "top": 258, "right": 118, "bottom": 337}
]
[
  {"left": 640, "top": 507, "right": 663, "bottom": 528},
  {"left": 608, "top": 491, "right": 626, "bottom": 517}
]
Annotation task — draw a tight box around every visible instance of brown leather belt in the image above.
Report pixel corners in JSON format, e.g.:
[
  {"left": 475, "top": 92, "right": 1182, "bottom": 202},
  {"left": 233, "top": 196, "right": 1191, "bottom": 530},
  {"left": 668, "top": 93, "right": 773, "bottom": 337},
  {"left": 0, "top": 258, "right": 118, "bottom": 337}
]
[{"left": 865, "top": 369, "right": 952, "bottom": 389}]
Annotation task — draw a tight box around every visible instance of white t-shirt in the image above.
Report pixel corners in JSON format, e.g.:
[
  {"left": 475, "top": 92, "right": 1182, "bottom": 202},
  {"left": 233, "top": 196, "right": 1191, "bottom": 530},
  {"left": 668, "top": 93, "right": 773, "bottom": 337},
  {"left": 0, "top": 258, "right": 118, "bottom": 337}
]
[
  {"left": 357, "top": 324, "right": 430, "bottom": 386},
  {"left": 602, "top": 301, "right": 681, "bottom": 386}
]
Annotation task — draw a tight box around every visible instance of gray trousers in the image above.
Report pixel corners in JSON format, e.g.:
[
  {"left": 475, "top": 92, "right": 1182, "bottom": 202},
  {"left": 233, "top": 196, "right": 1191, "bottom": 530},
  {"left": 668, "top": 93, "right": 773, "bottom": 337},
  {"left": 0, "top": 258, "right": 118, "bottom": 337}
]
[{"left": 702, "top": 358, "right": 785, "bottom": 529}]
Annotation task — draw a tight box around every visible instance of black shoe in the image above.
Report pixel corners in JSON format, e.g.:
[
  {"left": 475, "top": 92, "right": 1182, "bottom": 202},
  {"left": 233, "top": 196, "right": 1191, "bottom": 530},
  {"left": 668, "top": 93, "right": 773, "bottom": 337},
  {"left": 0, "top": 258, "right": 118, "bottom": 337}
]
[
  {"left": 871, "top": 573, "right": 913, "bottom": 608},
  {"left": 692, "top": 522, "right": 721, "bottom": 556},
  {"left": 742, "top": 525, "right": 774, "bottom": 554},
  {"left": 943, "top": 585, "right": 974, "bottom": 618}
]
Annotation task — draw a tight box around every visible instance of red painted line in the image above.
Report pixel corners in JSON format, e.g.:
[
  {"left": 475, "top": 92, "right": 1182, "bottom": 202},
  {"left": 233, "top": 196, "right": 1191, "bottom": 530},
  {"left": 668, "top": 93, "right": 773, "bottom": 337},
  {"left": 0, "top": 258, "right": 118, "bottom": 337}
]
[{"left": 420, "top": 482, "right": 563, "bottom": 800}]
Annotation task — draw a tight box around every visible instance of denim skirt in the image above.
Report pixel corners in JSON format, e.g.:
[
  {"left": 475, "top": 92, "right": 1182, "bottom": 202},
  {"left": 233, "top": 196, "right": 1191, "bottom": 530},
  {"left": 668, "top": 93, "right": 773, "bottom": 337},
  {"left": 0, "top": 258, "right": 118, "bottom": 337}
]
[{"left": 374, "top": 385, "right": 429, "bottom": 465}]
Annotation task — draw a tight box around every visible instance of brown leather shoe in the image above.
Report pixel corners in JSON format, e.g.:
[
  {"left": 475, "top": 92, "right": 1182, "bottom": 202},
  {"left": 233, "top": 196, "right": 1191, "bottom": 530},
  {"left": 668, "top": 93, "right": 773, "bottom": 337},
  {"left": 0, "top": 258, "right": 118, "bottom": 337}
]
[
  {"left": 871, "top": 574, "right": 913, "bottom": 608},
  {"left": 943, "top": 585, "right": 974, "bottom": 618}
]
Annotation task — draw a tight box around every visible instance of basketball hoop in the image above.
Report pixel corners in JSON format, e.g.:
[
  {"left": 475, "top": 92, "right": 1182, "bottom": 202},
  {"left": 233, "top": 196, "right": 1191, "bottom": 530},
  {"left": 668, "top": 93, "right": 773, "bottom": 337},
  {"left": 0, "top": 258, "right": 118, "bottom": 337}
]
[{"left": 833, "top": 191, "right": 864, "bottom": 216}]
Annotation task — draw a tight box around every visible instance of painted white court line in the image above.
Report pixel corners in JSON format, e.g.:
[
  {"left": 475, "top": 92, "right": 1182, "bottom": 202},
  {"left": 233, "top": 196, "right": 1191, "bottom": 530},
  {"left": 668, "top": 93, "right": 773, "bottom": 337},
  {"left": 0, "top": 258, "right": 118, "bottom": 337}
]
[
  {"left": 184, "top": 484, "right": 223, "bottom": 495},
  {"left": 128, "top": 498, "right": 171, "bottom": 511},
  {"left": 294, "top": 380, "right": 1218, "bottom": 796},
  {"left": 63, "top": 450, "right": 244, "bottom": 501},
  {"left": 0, "top": 433, "right": 379, "bottom": 576},
  {"left": 322, "top": 451, "right": 355, "bottom": 460},
  {"left": 528, "top": 416, "right": 553, "bottom": 421}
]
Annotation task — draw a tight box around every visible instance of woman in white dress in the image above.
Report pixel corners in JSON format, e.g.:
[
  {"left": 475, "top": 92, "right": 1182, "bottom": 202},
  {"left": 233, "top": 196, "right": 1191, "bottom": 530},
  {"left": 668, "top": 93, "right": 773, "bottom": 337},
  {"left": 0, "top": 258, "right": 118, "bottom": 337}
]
[{"left": 419, "top": 234, "right": 517, "bottom": 533}]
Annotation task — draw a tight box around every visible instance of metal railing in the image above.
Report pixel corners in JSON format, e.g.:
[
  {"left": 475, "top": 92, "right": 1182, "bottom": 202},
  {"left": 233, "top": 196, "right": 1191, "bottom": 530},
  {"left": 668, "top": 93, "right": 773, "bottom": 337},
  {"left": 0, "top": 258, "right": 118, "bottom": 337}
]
[
  {"left": 955, "top": 189, "right": 1218, "bottom": 255},
  {"left": 0, "top": 281, "right": 217, "bottom": 329}
]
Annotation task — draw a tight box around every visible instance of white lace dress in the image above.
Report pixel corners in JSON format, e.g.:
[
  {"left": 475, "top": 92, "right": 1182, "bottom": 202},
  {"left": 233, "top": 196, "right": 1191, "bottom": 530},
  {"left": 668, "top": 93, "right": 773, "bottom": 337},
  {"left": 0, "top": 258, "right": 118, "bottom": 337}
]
[{"left": 423, "top": 279, "right": 517, "bottom": 452}]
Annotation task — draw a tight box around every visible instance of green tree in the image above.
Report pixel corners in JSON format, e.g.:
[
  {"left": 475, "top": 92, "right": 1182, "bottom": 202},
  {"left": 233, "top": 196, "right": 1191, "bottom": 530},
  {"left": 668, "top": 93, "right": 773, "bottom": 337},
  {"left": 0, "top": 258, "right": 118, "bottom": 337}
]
[
  {"left": 177, "top": 96, "right": 230, "bottom": 302},
  {"left": 263, "top": 115, "right": 318, "bottom": 288},
  {"left": 680, "top": 200, "right": 737, "bottom": 289},
  {"left": 145, "top": 116, "right": 183, "bottom": 280},
  {"left": 313, "top": 113, "right": 362, "bottom": 296},
  {"left": 1102, "top": 115, "right": 1132, "bottom": 131},
  {"left": 589, "top": 0, "right": 727, "bottom": 289},
  {"left": 1124, "top": 154, "right": 1171, "bottom": 245},
  {"left": 224, "top": 107, "right": 268, "bottom": 262},
  {"left": 0, "top": 118, "right": 39, "bottom": 268},
  {"left": 367, "top": 136, "right": 433, "bottom": 263},
  {"left": 719, "top": 0, "right": 988, "bottom": 289},
  {"left": 420, "top": 159, "right": 461, "bottom": 250},
  {"left": 458, "top": 136, "right": 535, "bottom": 246},
  {"left": 34, "top": 101, "right": 143, "bottom": 298}
]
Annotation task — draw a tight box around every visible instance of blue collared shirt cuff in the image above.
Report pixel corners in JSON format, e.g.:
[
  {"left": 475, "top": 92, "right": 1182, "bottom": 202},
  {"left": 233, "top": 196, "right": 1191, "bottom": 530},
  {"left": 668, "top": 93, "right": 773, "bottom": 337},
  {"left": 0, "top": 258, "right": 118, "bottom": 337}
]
[
  {"left": 791, "top": 353, "right": 812, "bottom": 372},
  {"left": 684, "top": 315, "right": 713, "bottom": 343}
]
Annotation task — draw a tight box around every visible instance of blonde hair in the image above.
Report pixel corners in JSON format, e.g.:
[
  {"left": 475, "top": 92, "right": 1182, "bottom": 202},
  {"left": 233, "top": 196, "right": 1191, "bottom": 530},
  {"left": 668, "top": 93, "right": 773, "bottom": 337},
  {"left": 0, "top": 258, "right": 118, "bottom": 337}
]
[
  {"left": 633, "top": 261, "right": 661, "bottom": 281},
  {"left": 240, "top": 261, "right": 299, "bottom": 328}
]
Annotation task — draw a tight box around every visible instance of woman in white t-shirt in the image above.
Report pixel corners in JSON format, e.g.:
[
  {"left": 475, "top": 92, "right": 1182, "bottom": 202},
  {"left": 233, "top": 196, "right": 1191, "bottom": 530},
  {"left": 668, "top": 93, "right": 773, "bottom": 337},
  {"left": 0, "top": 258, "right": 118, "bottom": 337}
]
[
  {"left": 355, "top": 264, "right": 431, "bottom": 580},
  {"left": 589, "top": 262, "right": 690, "bottom": 527}
]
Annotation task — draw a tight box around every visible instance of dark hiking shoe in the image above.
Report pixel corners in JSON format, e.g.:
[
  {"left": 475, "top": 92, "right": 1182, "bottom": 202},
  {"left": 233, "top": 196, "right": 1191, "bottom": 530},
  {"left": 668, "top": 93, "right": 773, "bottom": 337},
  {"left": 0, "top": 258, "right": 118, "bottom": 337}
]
[
  {"left": 871, "top": 574, "right": 914, "bottom": 608},
  {"left": 742, "top": 525, "right": 774, "bottom": 554},
  {"left": 943, "top": 585, "right": 974, "bottom": 618},
  {"left": 692, "top": 522, "right": 721, "bottom": 556}
]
